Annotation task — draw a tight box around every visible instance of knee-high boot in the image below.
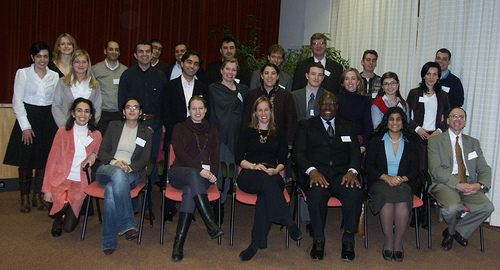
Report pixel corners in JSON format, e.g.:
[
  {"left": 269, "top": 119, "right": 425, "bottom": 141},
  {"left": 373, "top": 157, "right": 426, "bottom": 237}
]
[
  {"left": 172, "top": 212, "right": 193, "bottom": 262},
  {"left": 194, "top": 194, "right": 224, "bottom": 239},
  {"left": 32, "top": 169, "right": 48, "bottom": 211},
  {"left": 18, "top": 169, "right": 32, "bottom": 213}
]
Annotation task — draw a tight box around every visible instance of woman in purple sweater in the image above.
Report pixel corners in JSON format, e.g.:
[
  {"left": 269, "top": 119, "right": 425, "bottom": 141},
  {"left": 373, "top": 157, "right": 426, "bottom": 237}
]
[
  {"left": 336, "top": 68, "right": 372, "bottom": 153},
  {"left": 168, "top": 96, "right": 223, "bottom": 262}
]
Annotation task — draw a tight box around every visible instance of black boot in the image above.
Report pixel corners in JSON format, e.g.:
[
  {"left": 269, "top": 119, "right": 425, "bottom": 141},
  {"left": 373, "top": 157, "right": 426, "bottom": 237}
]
[
  {"left": 194, "top": 194, "right": 224, "bottom": 239},
  {"left": 18, "top": 169, "right": 32, "bottom": 213},
  {"left": 32, "top": 169, "right": 48, "bottom": 211},
  {"left": 51, "top": 203, "right": 69, "bottom": 237},
  {"left": 172, "top": 212, "right": 193, "bottom": 262},
  {"left": 211, "top": 201, "right": 225, "bottom": 225}
]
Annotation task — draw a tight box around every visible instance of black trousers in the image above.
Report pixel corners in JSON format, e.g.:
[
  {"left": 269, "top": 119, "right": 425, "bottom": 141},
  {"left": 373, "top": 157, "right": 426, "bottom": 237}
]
[
  {"left": 237, "top": 169, "right": 292, "bottom": 249},
  {"left": 306, "top": 175, "right": 364, "bottom": 242}
]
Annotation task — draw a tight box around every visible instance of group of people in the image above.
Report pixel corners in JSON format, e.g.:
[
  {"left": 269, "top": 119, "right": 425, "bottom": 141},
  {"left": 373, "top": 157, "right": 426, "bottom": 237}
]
[{"left": 4, "top": 32, "right": 493, "bottom": 263}]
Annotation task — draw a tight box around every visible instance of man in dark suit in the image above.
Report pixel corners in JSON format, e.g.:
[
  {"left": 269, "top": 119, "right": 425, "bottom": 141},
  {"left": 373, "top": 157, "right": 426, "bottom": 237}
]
[
  {"left": 292, "top": 62, "right": 327, "bottom": 121},
  {"left": 293, "top": 92, "right": 363, "bottom": 261},
  {"left": 428, "top": 107, "right": 494, "bottom": 251},
  {"left": 164, "top": 42, "right": 205, "bottom": 81},
  {"left": 162, "top": 50, "right": 210, "bottom": 221},
  {"left": 292, "top": 33, "right": 344, "bottom": 95}
]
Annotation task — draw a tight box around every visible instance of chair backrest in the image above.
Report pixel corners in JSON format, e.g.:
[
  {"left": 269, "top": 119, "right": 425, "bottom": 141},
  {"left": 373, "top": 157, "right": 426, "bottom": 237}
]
[{"left": 169, "top": 144, "right": 175, "bottom": 170}]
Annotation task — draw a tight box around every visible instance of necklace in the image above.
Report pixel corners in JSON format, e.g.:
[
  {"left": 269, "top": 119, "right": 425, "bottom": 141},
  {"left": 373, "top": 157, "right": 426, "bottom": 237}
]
[
  {"left": 390, "top": 136, "right": 402, "bottom": 144},
  {"left": 258, "top": 128, "right": 269, "bottom": 144},
  {"left": 193, "top": 133, "right": 209, "bottom": 163}
]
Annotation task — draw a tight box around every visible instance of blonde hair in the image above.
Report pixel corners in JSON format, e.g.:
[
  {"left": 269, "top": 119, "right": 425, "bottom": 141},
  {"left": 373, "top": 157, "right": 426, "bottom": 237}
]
[
  {"left": 249, "top": 96, "right": 277, "bottom": 135},
  {"left": 63, "top": 50, "right": 99, "bottom": 89},
  {"left": 52, "top": 33, "right": 78, "bottom": 61},
  {"left": 221, "top": 57, "right": 239, "bottom": 71},
  {"left": 340, "top": 67, "right": 365, "bottom": 94}
]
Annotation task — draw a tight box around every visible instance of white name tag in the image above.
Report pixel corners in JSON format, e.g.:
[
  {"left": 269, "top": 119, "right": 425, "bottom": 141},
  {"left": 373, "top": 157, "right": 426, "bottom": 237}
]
[
  {"left": 442, "top": 86, "right": 450, "bottom": 93},
  {"left": 202, "top": 164, "right": 211, "bottom": 171},
  {"left": 113, "top": 79, "right": 120, "bottom": 85},
  {"left": 237, "top": 92, "right": 243, "bottom": 102},
  {"left": 372, "top": 92, "right": 378, "bottom": 99},
  {"left": 278, "top": 84, "right": 285, "bottom": 89},
  {"left": 419, "top": 96, "right": 429, "bottom": 103},
  {"left": 234, "top": 78, "right": 241, "bottom": 84},
  {"left": 324, "top": 69, "right": 331, "bottom": 77},
  {"left": 83, "top": 136, "right": 94, "bottom": 147},
  {"left": 309, "top": 109, "right": 315, "bottom": 116},
  {"left": 341, "top": 136, "right": 352, "bottom": 142},
  {"left": 468, "top": 151, "right": 478, "bottom": 160},
  {"left": 135, "top": 137, "right": 146, "bottom": 147}
]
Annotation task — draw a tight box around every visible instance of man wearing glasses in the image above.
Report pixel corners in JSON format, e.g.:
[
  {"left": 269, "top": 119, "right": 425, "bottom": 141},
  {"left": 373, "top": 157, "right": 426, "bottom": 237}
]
[
  {"left": 292, "top": 33, "right": 344, "bottom": 95},
  {"left": 428, "top": 107, "right": 493, "bottom": 251}
]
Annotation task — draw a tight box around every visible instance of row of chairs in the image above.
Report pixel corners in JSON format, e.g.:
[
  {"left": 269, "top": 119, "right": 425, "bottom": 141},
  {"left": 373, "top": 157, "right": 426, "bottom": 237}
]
[{"left": 78, "top": 149, "right": 484, "bottom": 252}]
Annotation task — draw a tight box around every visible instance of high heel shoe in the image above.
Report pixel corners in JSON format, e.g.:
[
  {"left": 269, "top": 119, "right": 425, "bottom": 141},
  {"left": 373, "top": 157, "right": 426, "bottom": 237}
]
[
  {"left": 393, "top": 248, "right": 404, "bottom": 262},
  {"left": 382, "top": 250, "right": 393, "bottom": 261}
]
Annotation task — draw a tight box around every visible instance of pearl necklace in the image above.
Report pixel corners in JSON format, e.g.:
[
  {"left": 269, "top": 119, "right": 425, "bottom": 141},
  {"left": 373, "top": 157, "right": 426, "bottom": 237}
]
[{"left": 390, "top": 136, "right": 402, "bottom": 144}]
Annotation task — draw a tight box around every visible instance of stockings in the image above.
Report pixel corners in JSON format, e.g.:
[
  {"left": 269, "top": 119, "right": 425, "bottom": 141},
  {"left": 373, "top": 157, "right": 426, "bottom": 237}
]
[{"left": 379, "top": 202, "right": 409, "bottom": 251}]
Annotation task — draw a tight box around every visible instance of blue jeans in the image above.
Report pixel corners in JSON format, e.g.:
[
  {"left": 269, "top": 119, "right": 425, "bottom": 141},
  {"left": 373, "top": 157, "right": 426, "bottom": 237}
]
[{"left": 96, "top": 165, "right": 139, "bottom": 250}]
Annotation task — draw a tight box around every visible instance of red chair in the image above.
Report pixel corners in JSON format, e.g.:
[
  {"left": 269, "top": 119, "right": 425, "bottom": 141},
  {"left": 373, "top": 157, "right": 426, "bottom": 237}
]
[
  {"left": 423, "top": 171, "right": 484, "bottom": 251},
  {"left": 230, "top": 167, "right": 291, "bottom": 248},
  {"left": 160, "top": 145, "right": 222, "bottom": 245},
  {"left": 80, "top": 158, "right": 156, "bottom": 244}
]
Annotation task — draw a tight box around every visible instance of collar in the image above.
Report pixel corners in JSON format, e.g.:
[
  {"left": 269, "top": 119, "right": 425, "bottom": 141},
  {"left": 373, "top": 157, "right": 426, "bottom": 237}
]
[
  {"left": 181, "top": 74, "right": 195, "bottom": 86},
  {"left": 441, "top": 69, "right": 451, "bottom": 80},
  {"left": 104, "top": 59, "right": 120, "bottom": 71}
]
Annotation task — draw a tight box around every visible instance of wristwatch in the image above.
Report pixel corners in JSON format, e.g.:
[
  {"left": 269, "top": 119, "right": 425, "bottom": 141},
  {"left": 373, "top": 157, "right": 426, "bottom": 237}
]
[{"left": 478, "top": 182, "right": 489, "bottom": 193}]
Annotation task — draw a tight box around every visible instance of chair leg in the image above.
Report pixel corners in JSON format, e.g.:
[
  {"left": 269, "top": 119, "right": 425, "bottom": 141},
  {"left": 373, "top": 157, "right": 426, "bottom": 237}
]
[
  {"left": 95, "top": 197, "right": 102, "bottom": 224},
  {"left": 427, "top": 197, "right": 432, "bottom": 249},
  {"left": 364, "top": 201, "right": 368, "bottom": 249},
  {"left": 147, "top": 179, "right": 154, "bottom": 228},
  {"left": 160, "top": 190, "right": 166, "bottom": 245},
  {"left": 286, "top": 200, "right": 290, "bottom": 249},
  {"left": 480, "top": 223, "right": 484, "bottom": 252},
  {"left": 138, "top": 188, "right": 148, "bottom": 245},
  {"left": 230, "top": 190, "right": 236, "bottom": 247},
  {"left": 296, "top": 191, "right": 301, "bottom": 247},
  {"left": 80, "top": 195, "right": 91, "bottom": 241},
  {"left": 415, "top": 207, "right": 420, "bottom": 249},
  {"left": 217, "top": 198, "right": 222, "bottom": 245}
]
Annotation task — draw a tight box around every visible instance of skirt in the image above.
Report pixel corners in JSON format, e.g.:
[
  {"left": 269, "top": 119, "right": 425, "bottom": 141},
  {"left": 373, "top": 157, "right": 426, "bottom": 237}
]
[{"left": 369, "top": 180, "right": 413, "bottom": 214}]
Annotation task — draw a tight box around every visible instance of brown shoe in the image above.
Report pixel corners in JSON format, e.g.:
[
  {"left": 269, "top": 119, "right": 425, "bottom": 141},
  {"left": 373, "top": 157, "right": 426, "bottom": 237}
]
[
  {"left": 32, "top": 193, "right": 48, "bottom": 211},
  {"left": 103, "top": 249, "right": 116, "bottom": 255},
  {"left": 124, "top": 229, "right": 138, "bottom": 241},
  {"left": 20, "top": 194, "right": 31, "bottom": 213},
  {"left": 145, "top": 211, "right": 155, "bottom": 220}
]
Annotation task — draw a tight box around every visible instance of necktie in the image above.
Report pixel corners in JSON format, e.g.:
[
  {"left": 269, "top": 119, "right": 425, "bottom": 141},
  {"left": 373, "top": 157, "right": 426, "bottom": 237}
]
[
  {"left": 307, "top": 93, "right": 315, "bottom": 119},
  {"left": 456, "top": 136, "right": 467, "bottom": 183},
  {"left": 326, "top": 121, "right": 334, "bottom": 138}
]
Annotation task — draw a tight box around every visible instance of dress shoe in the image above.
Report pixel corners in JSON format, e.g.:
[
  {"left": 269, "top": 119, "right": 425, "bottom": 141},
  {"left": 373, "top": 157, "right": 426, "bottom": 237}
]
[
  {"left": 382, "top": 250, "right": 393, "bottom": 261},
  {"left": 288, "top": 224, "right": 302, "bottom": 241},
  {"left": 239, "top": 245, "right": 257, "bottom": 261},
  {"left": 124, "top": 229, "right": 138, "bottom": 241},
  {"left": 305, "top": 223, "right": 314, "bottom": 238},
  {"left": 310, "top": 240, "right": 325, "bottom": 260},
  {"left": 144, "top": 211, "right": 155, "bottom": 220},
  {"left": 103, "top": 249, "right": 115, "bottom": 255},
  {"left": 51, "top": 217, "right": 63, "bottom": 237},
  {"left": 441, "top": 228, "right": 453, "bottom": 251},
  {"left": 393, "top": 250, "right": 404, "bottom": 262},
  {"left": 453, "top": 231, "right": 468, "bottom": 247},
  {"left": 341, "top": 241, "right": 355, "bottom": 262}
]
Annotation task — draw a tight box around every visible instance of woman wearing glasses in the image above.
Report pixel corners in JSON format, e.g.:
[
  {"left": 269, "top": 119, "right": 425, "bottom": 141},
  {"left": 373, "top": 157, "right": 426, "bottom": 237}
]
[{"left": 371, "top": 72, "right": 410, "bottom": 129}]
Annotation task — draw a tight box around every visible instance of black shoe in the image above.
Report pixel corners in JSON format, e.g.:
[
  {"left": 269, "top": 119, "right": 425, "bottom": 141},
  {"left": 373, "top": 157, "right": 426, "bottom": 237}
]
[
  {"left": 306, "top": 223, "right": 314, "bottom": 238},
  {"left": 172, "top": 212, "right": 193, "bottom": 262},
  {"left": 341, "top": 241, "right": 355, "bottom": 262},
  {"left": 310, "top": 240, "right": 325, "bottom": 260},
  {"left": 453, "top": 231, "right": 468, "bottom": 247},
  {"left": 239, "top": 245, "right": 257, "bottom": 261},
  {"left": 165, "top": 212, "right": 174, "bottom": 223},
  {"left": 441, "top": 228, "right": 453, "bottom": 251},
  {"left": 288, "top": 224, "right": 302, "bottom": 241},
  {"left": 382, "top": 250, "right": 393, "bottom": 261},
  {"left": 393, "top": 250, "right": 404, "bottom": 262},
  {"left": 51, "top": 217, "right": 63, "bottom": 237}
]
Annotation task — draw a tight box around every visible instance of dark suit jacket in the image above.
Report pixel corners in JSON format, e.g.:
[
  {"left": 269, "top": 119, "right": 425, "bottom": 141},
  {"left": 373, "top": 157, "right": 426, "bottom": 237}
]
[
  {"left": 292, "top": 57, "right": 344, "bottom": 95},
  {"left": 164, "top": 61, "right": 205, "bottom": 82},
  {"left": 291, "top": 87, "right": 326, "bottom": 121},
  {"left": 161, "top": 76, "right": 210, "bottom": 145},
  {"left": 293, "top": 116, "right": 361, "bottom": 191},
  {"left": 428, "top": 130, "right": 491, "bottom": 189},
  {"left": 407, "top": 87, "right": 450, "bottom": 132},
  {"left": 365, "top": 134, "right": 419, "bottom": 193},
  {"left": 98, "top": 121, "right": 153, "bottom": 173}
]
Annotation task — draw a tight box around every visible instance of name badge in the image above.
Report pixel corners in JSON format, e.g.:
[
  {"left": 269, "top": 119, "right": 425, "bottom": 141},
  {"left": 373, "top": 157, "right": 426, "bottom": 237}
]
[
  {"left": 324, "top": 70, "right": 331, "bottom": 77},
  {"left": 468, "top": 151, "right": 478, "bottom": 160},
  {"left": 418, "top": 96, "right": 429, "bottom": 103},
  {"left": 309, "top": 109, "right": 315, "bottom": 116},
  {"left": 234, "top": 78, "right": 241, "bottom": 84},
  {"left": 341, "top": 136, "right": 352, "bottom": 142},
  {"left": 113, "top": 79, "right": 120, "bottom": 85},
  {"left": 278, "top": 84, "right": 285, "bottom": 89},
  {"left": 135, "top": 137, "right": 146, "bottom": 147},
  {"left": 371, "top": 92, "right": 378, "bottom": 99},
  {"left": 237, "top": 92, "right": 243, "bottom": 102},
  {"left": 202, "top": 164, "right": 211, "bottom": 171},
  {"left": 83, "top": 136, "right": 94, "bottom": 147},
  {"left": 442, "top": 86, "right": 450, "bottom": 93}
]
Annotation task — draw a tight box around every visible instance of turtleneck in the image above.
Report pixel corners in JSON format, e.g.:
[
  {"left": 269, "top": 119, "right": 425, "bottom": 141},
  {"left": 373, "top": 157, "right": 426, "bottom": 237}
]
[{"left": 185, "top": 117, "right": 210, "bottom": 134}]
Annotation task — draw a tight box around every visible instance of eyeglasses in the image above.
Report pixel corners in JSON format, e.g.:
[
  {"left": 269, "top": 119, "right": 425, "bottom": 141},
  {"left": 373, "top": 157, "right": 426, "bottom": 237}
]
[
  {"left": 125, "top": 105, "right": 139, "bottom": 110},
  {"left": 450, "top": 114, "right": 465, "bottom": 120},
  {"left": 382, "top": 81, "right": 399, "bottom": 86},
  {"left": 312, "top": 42, "right": 325, "bottom": 46}
]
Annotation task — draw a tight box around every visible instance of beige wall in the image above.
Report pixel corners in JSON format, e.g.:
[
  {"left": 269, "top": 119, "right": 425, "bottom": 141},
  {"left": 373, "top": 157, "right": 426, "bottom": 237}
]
[{"left": 1, "top": 104, "right": 19, "bottom": 179}]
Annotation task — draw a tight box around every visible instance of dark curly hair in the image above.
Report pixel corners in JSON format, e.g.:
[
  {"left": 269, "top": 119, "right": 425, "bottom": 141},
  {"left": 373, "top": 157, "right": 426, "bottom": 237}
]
[{"left": 373, "top": 107, "right": 411, "bottom": 140}]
